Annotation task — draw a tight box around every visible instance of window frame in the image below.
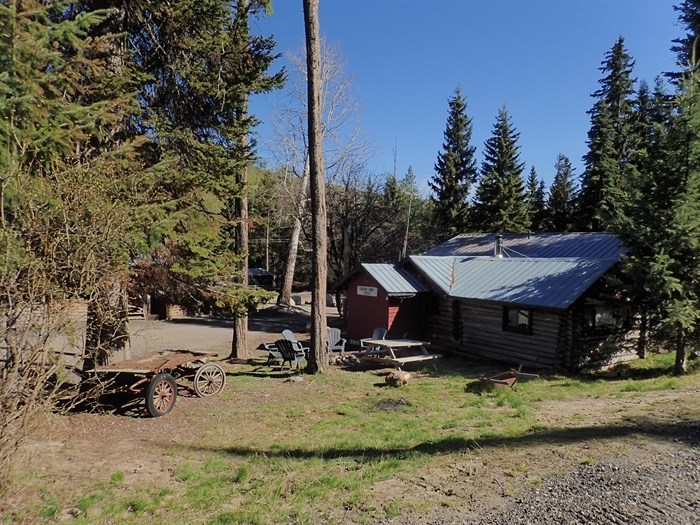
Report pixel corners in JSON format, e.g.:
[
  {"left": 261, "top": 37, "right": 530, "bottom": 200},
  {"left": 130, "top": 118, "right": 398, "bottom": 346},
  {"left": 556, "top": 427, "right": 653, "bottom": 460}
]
[
  {"left": 583, "top": 304, "right": 625, "bottom": 334},
  {"left": 502, "top": 306, "right": 533, "bottom": 335}
]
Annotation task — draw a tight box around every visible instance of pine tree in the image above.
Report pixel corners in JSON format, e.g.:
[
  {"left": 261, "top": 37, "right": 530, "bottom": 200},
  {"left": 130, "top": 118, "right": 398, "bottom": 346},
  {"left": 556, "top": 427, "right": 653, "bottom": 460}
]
[
  {"left": 524, "top": 166, "right": 547, "bottom": 232},
  {"left": 429, "top": 86, "right": 478, "bottom": 241},
  {"left": 105, "top": 1, "right": 284, "bottom": 355},
  {"left": 546, "top": 155, "right": 577, "bottom": 231},
  {"left": 472, "top": 106, "right": 529, "bottom": 233},
  {"left": 577, "top": 37, "right": 637, "bottom": 232},
  {"left": 670, "top": 0, "right": 700, "bottom": 79}
]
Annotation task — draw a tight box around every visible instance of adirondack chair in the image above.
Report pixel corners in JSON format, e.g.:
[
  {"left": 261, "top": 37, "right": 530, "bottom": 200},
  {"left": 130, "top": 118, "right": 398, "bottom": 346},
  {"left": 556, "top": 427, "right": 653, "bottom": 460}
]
[
  {"left": 360, "top": 327, "right": 388, "bottom": 353},
  {"left": 259, "top": 340, "right": 282, "bottom": 366},
  {"left": 327, "top": 327, "right": 347, "bottom": 355},
  {"left": 275, "top": 339, "right": 306, "bottom": 371},
  {"left": 282, "top": 329, "right": 309, "bottom": 356}
]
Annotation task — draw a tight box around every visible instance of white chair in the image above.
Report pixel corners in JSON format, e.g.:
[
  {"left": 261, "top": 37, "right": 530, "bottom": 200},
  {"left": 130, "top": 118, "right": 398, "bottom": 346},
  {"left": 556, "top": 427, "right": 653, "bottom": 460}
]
[
  {"left": 327, "top": 327, "right": 347, "bottom": 355},
  {"left": 360, "top": 327, "right": 387, "bottom": 353}
]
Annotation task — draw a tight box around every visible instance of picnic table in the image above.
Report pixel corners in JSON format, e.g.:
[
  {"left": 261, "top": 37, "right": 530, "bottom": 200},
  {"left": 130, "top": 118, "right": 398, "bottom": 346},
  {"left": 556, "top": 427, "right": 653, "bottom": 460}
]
[{"left": 357, "top": 339, "right": 442, "bottom": 369}]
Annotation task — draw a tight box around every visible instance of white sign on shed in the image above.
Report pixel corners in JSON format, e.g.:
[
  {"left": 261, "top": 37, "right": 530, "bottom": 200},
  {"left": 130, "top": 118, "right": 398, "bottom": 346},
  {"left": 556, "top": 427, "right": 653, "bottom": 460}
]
[{"left": 357, "top": 285, "right": 378, "bottom": 297}]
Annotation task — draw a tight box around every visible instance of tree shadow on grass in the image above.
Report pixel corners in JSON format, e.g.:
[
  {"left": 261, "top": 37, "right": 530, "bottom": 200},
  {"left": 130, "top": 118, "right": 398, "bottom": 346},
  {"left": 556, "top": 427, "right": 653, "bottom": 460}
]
[{"left": 188, "top": 418, "right": 700, "bottom": 460}]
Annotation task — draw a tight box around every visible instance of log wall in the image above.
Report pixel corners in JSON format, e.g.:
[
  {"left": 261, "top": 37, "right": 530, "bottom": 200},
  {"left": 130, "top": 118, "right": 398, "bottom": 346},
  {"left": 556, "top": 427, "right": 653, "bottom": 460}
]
[
  {"left": 425, "top": 297, "right": 639, "bottom": 373},
  {"left": 425, "top": 298, "right": 564, "bottom": 369}
]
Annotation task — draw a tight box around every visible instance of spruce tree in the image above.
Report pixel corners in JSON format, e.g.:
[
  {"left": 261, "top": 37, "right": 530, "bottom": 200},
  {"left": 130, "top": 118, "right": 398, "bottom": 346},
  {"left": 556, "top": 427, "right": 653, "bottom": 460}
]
[
  {"left": 106, "top": 1, "right": 283, "bottom": 348},
  {"left": 472, "top": 106, "right": 529, "bottom": 233},
  {"left": 429, "top": 86, "right": 478, "bottom": 241},
  {"left": 623, "top": 72, "right": 700, "bottom": 374},
  {"left": 670, "top": 0, "right": 700, "bottom": 79},
  {"left": 577, "top": 37, "right": 637, "bottom": 232},
  {"left": 546, "top": 154, "right": 577, "bottom": 231},
  {"left": 524, "top": 166, "right": 547, "bottom": 232}
]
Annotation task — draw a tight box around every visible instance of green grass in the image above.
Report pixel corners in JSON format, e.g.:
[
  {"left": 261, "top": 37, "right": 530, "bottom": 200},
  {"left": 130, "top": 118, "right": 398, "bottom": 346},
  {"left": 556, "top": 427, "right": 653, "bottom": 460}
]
[{"left": 15, "top": 352, "right": 700, "bottom": 525}]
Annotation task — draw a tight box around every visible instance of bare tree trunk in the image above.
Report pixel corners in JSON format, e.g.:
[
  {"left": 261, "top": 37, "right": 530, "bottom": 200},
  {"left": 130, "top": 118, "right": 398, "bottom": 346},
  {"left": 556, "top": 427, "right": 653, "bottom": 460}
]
[
  {"left": 636, "top": 310, "right": 647, "bottom": 359},
  {"left": 277, "top": 156, "right": 309, "bottom": 306},
  {"left": 228, "top": 0, "right": 250, "bottom": 360},
  {"left": 229, "top": 152, "right": 249, "bottom": 360},
  {"left": 303, "top": 0, "right": 328, "bottom": 373},
  {"left": 342, "top": 224, "right": 351, "bottom": 276},
  {"left": 674, "top": 333, "right": 687, "bottom": 376}
]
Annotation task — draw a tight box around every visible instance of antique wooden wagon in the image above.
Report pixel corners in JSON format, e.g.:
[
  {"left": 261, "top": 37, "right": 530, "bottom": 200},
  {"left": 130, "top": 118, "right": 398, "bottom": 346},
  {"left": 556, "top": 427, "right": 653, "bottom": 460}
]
[{"left": 90, "top": 349, "right": 225, "bottom": 417}]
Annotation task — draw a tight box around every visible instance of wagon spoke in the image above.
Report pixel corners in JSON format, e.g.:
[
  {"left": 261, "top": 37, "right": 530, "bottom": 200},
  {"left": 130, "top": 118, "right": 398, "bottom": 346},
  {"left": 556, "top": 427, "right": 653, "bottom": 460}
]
[
  {"left": 193, "top": 364, "right": 226, "bottom": 397},
  {"left": 145, "top": 373, "right": 177, "bottom": 417}
]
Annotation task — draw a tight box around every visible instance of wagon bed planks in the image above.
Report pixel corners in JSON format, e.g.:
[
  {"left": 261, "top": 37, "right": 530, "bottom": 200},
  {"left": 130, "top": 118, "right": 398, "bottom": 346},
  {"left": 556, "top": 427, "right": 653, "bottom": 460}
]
[{"left": 94, "top": 349, "right": 217, "bottom": 374}]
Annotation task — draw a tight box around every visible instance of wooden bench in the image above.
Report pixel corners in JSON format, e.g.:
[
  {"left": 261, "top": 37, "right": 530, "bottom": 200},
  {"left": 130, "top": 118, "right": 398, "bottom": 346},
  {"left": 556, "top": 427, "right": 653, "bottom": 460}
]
[{"left": 392, "top": 354, "right": 442, "bottom": 365}]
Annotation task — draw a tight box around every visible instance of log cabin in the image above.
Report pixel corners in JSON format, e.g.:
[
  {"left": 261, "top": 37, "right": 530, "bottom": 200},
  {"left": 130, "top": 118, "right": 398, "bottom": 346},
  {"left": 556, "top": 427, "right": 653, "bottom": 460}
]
[{"left": 336, "top": 233, "right": 637, "bottom": 373}]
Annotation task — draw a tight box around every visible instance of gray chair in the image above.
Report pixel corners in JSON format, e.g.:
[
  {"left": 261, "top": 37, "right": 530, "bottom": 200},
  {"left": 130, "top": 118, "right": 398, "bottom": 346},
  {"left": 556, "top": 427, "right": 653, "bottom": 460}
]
[
  {"left": 282, "top": 329, "right": 309, "bottom": 356},
  {"left": 327, "top": 327, "right": 347, "bottom": 355},
  {"left": 260, "top": 340, "right": 282, "bottom": 366},
  {"left": 275, "top": 339, "right": 306, "bottom": 370}
]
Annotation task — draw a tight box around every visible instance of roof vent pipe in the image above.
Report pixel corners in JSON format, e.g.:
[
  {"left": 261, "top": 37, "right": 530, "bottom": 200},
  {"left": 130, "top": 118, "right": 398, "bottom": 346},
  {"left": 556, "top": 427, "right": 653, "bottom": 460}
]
[{"left": 494, "top": 234, "right": 503, "bottom": 258}]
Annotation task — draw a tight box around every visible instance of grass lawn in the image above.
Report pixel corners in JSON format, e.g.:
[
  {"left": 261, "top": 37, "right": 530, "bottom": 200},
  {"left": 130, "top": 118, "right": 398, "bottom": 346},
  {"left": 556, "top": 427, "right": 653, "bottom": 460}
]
[{"left": 6, "top": 351, "right": 700, "bottom": 525}]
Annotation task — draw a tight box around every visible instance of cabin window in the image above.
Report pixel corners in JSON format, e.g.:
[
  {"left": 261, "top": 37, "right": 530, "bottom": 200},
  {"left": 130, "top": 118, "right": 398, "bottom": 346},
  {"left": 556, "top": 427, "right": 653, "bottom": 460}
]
[
  {"left": 584, "top": 306, "right": 623, "bottom": 333},
  {"left": 502, "top": 307, "right": 533, "bottom": 334}
]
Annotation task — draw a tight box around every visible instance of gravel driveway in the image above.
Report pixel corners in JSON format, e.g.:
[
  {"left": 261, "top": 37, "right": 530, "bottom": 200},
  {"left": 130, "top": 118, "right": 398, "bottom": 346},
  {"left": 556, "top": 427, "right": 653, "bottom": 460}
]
[{"left": 382, "top": 424, "right": 700, "bottom": 525}]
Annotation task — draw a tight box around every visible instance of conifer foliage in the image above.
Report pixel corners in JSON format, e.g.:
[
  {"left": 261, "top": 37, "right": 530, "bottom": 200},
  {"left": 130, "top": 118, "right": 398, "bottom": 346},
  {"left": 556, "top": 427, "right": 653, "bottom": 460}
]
[
  {"left": 524, "top": 167, "right": 547, "bottom": 232},
  {"left": 546, "top": 154, "right": 578, "bottom": 231},
  {"left": 473, "top": 106, "right": 529, "bottom": 233},
  {"left": 429, "top": 86, "right": 478, "bottom": 240},
  {"left": 578, "top": 37, "right": 637, "bottom": 232}
]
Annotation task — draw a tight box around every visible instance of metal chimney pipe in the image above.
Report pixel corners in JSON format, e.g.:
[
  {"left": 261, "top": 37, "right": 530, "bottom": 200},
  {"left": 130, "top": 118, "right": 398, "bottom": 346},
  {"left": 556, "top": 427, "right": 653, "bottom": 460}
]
[{"left": 494, "top": 234, "right": 503, "bottom": 258}]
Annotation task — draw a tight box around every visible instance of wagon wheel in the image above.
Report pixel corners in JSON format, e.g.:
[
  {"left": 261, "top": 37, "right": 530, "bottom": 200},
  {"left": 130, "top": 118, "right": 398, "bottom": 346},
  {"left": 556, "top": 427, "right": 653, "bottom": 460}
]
[
  {"left": 193, "top": 363, "right": 226, "bottom": 397},
  {"left": 145, "top": 372, "right": 177, "bottom": 417}
]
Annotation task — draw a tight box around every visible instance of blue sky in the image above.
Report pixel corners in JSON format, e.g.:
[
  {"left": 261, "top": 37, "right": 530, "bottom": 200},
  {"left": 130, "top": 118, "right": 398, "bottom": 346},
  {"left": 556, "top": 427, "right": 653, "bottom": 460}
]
[{"left": 250, "top": 0, "right": 680, "bottom": 195}]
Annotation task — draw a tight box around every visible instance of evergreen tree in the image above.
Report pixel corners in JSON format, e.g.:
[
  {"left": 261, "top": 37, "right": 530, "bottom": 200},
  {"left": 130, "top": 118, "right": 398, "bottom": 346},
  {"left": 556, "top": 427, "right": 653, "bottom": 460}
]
[
  {"left": 111, "top": 1, "right": 283, "bottom": 321},
  {"left": 524, "top": 166, "right": 547, "bottom": 232},
  {"left": 472, "top": 106, "right": 529, "bottom": 233},
  {"left": 621, "top": 69, "right": 700, "bottom": 375},
  {"left": 577, "top": 37, "right": 637, "bottom": 232},
  {"left": 546, "top": 154, "right": 577, "bottom": 231},
  {"left": 429, "top": 86, "right": 478, "bottom": 241},
  {"left": 670, "top": 0, "right": 700, "bottom": 79}
]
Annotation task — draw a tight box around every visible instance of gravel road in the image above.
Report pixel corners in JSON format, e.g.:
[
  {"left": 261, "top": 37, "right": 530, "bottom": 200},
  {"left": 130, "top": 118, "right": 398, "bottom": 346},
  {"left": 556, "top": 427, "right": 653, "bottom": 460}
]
[
  {"left": 382, "top": 426, "right": 700, "bottom": 525},
  {"left": 473, "top": 449, "right": 699, "bottom": 525}
]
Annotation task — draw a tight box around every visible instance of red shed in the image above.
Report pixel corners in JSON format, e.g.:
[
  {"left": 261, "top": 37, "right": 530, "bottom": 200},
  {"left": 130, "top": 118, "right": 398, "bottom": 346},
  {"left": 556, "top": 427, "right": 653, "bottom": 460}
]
[{"left": 334, "top": 263, "right": 430, "bottom": 341}]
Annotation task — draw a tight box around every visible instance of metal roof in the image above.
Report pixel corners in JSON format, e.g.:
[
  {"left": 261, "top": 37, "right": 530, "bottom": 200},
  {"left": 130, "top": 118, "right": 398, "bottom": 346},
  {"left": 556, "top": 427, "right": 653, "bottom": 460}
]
[
  {"left": 408, "top": 255, "right": 618, "bottom": 310},
  {"left": 423, "top": 232, "right": 626, "bottom": 260},
  {"left": 361, "top": 263, "right": 430, "bottom": 296}
]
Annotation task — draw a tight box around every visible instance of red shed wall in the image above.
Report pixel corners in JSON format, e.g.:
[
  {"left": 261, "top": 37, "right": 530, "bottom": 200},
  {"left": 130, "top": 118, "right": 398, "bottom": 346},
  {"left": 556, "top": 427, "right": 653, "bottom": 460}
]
[
  {"left": 345, "top": 273, "right": 389, "bottom": 340},
  {"left": 387, "top": 297, "right": 425, "bottom": 339}
]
